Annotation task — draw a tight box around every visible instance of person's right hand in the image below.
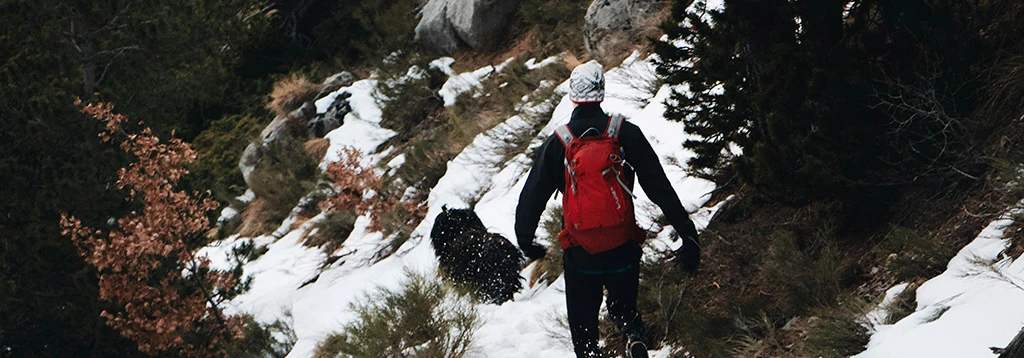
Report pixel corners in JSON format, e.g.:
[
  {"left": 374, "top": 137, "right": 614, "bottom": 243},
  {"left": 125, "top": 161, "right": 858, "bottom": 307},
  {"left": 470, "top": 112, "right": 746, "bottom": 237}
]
[
  {"left": 521, "top": 242, "right": 547, "bottom": 260},
  {"left": 673, "top": 235, "right": 700, "bottom": 274}
]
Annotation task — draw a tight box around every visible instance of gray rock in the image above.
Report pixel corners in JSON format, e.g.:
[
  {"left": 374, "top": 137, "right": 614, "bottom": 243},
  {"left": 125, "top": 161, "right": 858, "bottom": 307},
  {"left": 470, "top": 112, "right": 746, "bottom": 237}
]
[
  {"left": 415, "top": 0, "right": 463, "bottom": 54},
  {"left": 584, "top": 0, "right": 665, "bottom": 63},
  {"left": 446, "top": 0, "right": 521, "bottom": 50},
  {"left": 239, "top": 142, "right": 263, "bottom": 186},
  {"left": 308, "top": 91, "right": 352, "bottom": 138},
  {"left": 259, "top": 116, "right": 291, "bottom": 143},
  {"left": 289, "top": 102, "right": 317, "bottom": 122},
  {"left": 315, "top": 71, "right": 356, "bottom": 100}
]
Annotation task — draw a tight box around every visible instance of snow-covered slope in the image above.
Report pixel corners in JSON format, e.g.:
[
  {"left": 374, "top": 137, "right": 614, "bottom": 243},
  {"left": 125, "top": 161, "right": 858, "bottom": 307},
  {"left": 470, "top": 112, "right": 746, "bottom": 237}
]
[
  {"left": 856, "top": 201, "right": 1024, "bottom": 358},
  {"left": 202, "top": 53, "right": 718, "bottom": 358}
]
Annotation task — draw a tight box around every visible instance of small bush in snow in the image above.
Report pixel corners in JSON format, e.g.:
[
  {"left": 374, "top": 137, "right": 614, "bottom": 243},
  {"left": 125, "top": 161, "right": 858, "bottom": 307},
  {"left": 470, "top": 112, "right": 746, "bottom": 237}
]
[
  {"left": 313, "top": 272, "right": 478, "bottom": 358},
  {"left": 306, "top": 210, "right": 358, "bottom": 254},
  {"left": 224, "top": 314, "right": 296, "bottom": 358},
  {"left": 529, "top": 206, "right": 564, "bottom": 287}
]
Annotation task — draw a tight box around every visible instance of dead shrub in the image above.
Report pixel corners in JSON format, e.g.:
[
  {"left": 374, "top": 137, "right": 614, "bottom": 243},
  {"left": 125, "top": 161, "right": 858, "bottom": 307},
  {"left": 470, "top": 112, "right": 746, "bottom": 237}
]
[
  {"left": 304, "top": 138, "right": 331, "bottom": 163},
  {"left": 321, "top": 147, "right": 383, "bottom": 214},
  {"left": 237, "top": 198, "right": 273, "bottom": 237},
  {"left": 267, "top": 74, "right": 323, "bottom": 119}
]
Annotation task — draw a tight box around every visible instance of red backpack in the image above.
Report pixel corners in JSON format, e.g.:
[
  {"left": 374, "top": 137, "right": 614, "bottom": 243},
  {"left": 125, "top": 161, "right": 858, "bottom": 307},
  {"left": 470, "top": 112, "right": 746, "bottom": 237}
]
[{"left": 554, "top": 114, "right": 646, "bottom": 254}]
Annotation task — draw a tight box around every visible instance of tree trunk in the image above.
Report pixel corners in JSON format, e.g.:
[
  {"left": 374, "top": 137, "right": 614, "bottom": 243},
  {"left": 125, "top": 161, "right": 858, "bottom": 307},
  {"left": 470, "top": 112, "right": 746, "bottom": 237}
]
[{"left": 999, "top": 328, "right": 1024, "bottom": 358}]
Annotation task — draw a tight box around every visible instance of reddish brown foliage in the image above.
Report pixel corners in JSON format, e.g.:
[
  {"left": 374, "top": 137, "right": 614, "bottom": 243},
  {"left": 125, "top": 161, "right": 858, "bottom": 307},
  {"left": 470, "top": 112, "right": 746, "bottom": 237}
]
[
  {"left": 321, "top": 147, "right": 383, "bottom": 214},
  {"left": 321, "top": 148, "right": 427, "bottom": 233},
  {"left": 60, "top": 101, "right": 241, "bottom": 357}
]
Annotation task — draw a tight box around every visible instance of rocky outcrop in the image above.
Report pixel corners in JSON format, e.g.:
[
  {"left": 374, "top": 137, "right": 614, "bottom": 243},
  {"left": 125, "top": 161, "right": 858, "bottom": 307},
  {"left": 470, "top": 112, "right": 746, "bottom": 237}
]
[
  {"left": 584, "top": 0, "right": 666, "bottom": 63},
  {"left": 307, "top": 92, "right": 351, "bottom": 138},
  {"left": 447, "top": 0, "right": 520, "bottom": 50},
  {"left": 240, "top": 72, "right": 358, "bottom": 187},
  {"left": 415, "top": 0, "right": 521, "bottom": 54},
  {"left": 416, "top": 0, "right": 464, "bottom": 55},
  {"left": 315, "top": 71, "right": 355, "bottom": 100}
]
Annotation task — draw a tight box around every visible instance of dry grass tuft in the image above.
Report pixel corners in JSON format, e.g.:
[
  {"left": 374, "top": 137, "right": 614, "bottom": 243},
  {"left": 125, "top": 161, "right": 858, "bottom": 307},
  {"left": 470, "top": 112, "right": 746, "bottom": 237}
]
[
  {"left": 267, "top": 74, "right": 323, "bottom": 118},
  {"left": 236, "top": 198, "right": 272, "bottom": 237},
  {"left": 304, "top": 138, "right": 331, "bottom": 162}
]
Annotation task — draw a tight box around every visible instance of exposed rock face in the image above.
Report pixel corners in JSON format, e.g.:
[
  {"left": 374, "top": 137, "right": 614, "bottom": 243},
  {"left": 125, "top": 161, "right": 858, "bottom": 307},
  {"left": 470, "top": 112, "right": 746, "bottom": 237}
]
[
  {"left": 446, "top": 0, "right": 520, "bottom": 50},
  {"left": 415, "top": 0, "right": 521, "bottom": 54},
  {"left": 307, "top": 91, "right": 351, "bottom": 138},
  {"left": 585, "top": 0, "right": 666, "bottom": 63},
  {"left": 415, "top": 0, "right": 463, "bottom": 54},
  {"left": 315, "top": 71, "right": 355, "bottom": 100}
]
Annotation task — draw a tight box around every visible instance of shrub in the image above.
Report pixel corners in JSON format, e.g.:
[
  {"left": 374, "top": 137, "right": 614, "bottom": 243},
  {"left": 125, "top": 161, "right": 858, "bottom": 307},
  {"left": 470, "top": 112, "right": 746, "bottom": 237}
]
[
  {"left": 731, "top": 312, "right": 789, "bottom": 358},
  {"left": 243, "top": 138, "right": 321, "bottom": 236},
  {"left": 321, "top": 147, "right": 426, "bottom": 258},
  {"left": 760, "top": 229, "right": 852, "bottom": 316},
  {"left": 802, "top": 297, "right": 872, "bottom": 357},
  {"left": 267, "top": 74, "right": 322, "bottom": 119},
  {"left": 529, "top": 206, "right": 564, "bottom": 287},
  {"left": 223, "top": 314, "right": 297, "bottom": 358},
  {"left": 313, "top": 272, "right": 478, "bottom": 358},
  {"left": 306, "top": 210, "right": 358, "bottom": 254},
  {"left": 885, "top": 285, "right": 918, "bottom": 325},
  {"left": 877, "top": 227, "right": 956, "bottom": 282},
  {"left": 60, "top": 102, "right": 243, "bottom": 356},
  {"left": 305, "top": 138, "right": 331, "bottom": 163},
  {"left": 187, "top": 114, "right": 264, "bottom": 202},
  {"left": 632, "top": 259, "right": 734, "bottom": 357},
  {"left": 375, "top": 54, "right": 445, "bottom": 138}
]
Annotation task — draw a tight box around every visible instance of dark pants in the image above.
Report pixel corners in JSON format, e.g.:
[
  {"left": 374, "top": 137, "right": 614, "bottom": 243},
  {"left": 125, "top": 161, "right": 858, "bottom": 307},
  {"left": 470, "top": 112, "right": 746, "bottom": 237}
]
[{"left": 564, "top": 262, "right": 644, "bottom": 358}]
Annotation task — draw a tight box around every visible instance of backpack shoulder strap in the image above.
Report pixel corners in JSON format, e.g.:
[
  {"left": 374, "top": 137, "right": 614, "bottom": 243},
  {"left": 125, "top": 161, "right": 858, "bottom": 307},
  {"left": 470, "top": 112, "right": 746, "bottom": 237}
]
[
  {"left": 554, "top": 124, "right": 575, "bottom": 147},
  {"left": 605, "top": 114, "right": 625, "bottom": 139}
]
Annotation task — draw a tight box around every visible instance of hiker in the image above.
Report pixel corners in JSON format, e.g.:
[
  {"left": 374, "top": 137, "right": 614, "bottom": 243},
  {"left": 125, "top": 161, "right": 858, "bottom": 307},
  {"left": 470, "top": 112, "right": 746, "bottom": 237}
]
[{"left": 515, "top": 61, "right": 701, "bottom": 358}]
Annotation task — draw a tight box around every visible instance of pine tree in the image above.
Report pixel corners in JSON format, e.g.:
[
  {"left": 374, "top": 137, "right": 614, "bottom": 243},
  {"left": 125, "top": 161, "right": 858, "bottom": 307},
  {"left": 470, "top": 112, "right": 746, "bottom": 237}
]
[{"left": 653, "top": 0, "right": 1019, "bottom": 203}]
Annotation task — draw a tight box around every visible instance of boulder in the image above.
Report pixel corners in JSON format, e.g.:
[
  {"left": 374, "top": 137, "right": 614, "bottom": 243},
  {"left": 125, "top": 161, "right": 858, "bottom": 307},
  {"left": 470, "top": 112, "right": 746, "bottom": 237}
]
[
  {"left": 584, "top": 0, "right": 666, "bottom": 63},
  {"left": 415, "top": 0, "right": 463, "bottom": 54},
  {"left": 415, "top": 0, "right": 521, "bottom": 54},
  {"left": 307, "top": 91, "right": 352, "bottom": 138},
  {"left": 446, "top": 0, "right": 521, "bottom": 50},
  {"left": 239, "top": 142, "right": 263, "bottom": 186},
  {"left": 315, "top": 71, "right": 356, "bottom": 100}
]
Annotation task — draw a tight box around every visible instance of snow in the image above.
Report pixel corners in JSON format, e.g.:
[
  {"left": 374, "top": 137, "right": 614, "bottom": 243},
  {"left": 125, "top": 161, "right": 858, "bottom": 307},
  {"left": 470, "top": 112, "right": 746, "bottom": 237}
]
[
  {"left": 856, "top": 202, "right": 1024, "bottom": 358},
  {"left": 432, "top": 56, "right": 516, "bottom": 107},
  {"left": 207, "top": 53, "right": 717, "bottom": 357}
]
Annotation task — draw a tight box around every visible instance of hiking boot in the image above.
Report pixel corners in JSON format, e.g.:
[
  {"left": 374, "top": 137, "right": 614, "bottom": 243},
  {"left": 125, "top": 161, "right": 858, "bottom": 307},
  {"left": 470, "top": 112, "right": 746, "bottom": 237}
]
[{"left": 625, "top": 334, "right": 648, "bottom": 358}]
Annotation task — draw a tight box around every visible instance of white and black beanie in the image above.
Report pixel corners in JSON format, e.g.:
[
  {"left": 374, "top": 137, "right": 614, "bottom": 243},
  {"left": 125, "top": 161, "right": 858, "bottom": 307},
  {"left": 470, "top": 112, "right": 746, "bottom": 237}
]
[{"left": 568, "top": 61, "right": 605, "bottom": 103}]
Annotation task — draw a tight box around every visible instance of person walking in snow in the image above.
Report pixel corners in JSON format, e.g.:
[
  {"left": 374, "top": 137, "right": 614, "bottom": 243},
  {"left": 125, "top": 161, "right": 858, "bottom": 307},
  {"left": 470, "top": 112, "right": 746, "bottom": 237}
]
[{"left": 515, "top": 61, "right": 702, "bottom": 358}]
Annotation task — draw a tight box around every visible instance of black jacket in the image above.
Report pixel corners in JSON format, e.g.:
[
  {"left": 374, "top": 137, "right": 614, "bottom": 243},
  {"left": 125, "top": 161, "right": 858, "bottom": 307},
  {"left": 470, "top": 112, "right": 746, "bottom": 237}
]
[{"left": 515, "top": 103, "right": 700, "bottom": 272}]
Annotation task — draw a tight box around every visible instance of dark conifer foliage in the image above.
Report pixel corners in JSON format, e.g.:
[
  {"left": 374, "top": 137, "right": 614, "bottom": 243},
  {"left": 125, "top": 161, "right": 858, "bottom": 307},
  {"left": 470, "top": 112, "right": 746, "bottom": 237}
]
[{"left": 654, "top": 0, "right": 1024, "bottom": 203}]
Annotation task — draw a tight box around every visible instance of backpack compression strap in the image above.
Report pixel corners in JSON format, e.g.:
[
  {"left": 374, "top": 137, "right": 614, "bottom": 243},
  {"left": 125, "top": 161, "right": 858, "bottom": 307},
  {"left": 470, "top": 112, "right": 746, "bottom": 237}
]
[
  {"left": 606, "top": 114, "right": 624, "bottom": 139},
  {"left": 555, "top": 125, "right": 575, "bottom": 147},
  {"left": 555, "top": 114, "right": 625, "bottom": 147}
]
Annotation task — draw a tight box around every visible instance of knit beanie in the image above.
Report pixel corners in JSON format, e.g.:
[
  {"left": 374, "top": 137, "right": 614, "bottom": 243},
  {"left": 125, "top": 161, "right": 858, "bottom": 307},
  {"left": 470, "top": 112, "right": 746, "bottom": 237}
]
[{"left": 568, "top": 61, "right": 605, "bottom": 103}]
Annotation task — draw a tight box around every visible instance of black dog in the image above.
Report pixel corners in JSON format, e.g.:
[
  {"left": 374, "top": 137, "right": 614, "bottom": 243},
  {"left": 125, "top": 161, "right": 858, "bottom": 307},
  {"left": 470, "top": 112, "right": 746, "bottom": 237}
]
[{"left": 430, "top": 206, "right": 524, "bottom": 304}]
